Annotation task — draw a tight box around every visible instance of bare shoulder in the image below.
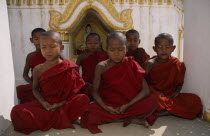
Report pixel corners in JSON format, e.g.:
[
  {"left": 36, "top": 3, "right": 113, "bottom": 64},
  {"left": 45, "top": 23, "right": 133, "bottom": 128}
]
[
  {"left": 26, "top": 51, "right": 36, "bottom": 59},
  {"left": 33, "top": 64, "right": 45, "bottom": 77},
  {"left": 77, "top": 51, "right": 89, "bottom": 62},
  {"left": 96, "top": 60, "right": 109, "bottom": 73},
  {"left": 144, "top": 59, "right": 155, "bottom": 73}
]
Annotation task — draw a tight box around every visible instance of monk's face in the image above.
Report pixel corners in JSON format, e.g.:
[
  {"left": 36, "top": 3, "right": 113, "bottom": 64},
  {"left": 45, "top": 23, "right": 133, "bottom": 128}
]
[
  {"left": 40, "top": 36, "right": 64, "bottom": 61},
  {"left": 86, "top": 36, "right": 100, "bottom": 53},
  {"left": 30, "top": 32, "right": 42, "bottom": 49},
  {"left": 107, "top": 39, "right": 126, "bottom": 63},
  {"left": 153, "top": 38, "right": 176, "bottom": 60},
  {"left": 126, "top": 34, "right": 140, "bottom": 51}
]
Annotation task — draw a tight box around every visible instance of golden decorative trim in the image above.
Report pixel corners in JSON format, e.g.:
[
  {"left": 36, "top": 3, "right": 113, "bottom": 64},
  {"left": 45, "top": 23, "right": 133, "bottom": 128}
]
[
  {"left": 167, "top": 0, "right": 172, "bottom": 5},
  {"left": 129, "top": 0, "right": 134, "bottom": 4},
  {"left": 59, "top": 0, "right": 64, "bottom": 5},
  {"left": 138, "top": 0, "right": 144, "bottom": 4},
  {"left": 49, "top": 0, "right": 133, "bottom": 35},
  {"left": 148, "top": 0, "right": 153, "bottom": 5},
  {"left": 27, "top": 0, "right": 32, "bottom": 5},
  {"left": 178, "top": 28, "right": 184, "bottom": 59},
  {"left": 37, "top": 0, "right": 43, "bottom": 5},
  {"left": 16, "top": 0, "right": 21, "bottom": 6},
  {"left": 111, "top": 0, "right": 115, "bottom": 4},
  {"left": 60, "top": 31, "right": 69, "bottom": 41},
  {"left": 49, "top": 0, "right": 53, "bottom": 5},
  {"left": 7, "top": 0, "right": 11, "bottom": 5},
  {"left": 7, "top": 0, "right": 183, "bottom": 12},
  {"left": 158, "top": 0, "right": 162, "bottom": 5},
  {"left": 203, "top": 111, "right": 210, "bottom": 122},
  {"left": 120, "top": 0, "right": 124, "bottom": 4}
]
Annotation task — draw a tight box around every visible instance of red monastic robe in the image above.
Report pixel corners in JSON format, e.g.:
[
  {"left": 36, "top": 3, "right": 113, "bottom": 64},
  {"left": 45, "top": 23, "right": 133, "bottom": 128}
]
[
  {"left": 81, "top": 51, "right": 109, "bottom": 84},
  {"left": 126, "top": 48, "right": 150, "bottom": 67},
  {"left": 11, "top": 59, "right": 90, "bottom": 135},
  {"left": 16, "top": 51, "right": 46, "bottom": 103},
  {"left": 80, "top": 51, "right": 108, "bottom": 97},
  {"left": 81, "top": 57, "right": 157, "bottom": 134},
  {"left": 146, "top": 56, "right": 202, "bottom": 119}
]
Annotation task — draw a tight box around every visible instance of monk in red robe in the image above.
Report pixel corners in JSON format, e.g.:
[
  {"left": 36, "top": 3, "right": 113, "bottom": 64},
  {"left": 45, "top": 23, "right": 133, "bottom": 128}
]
[
  {"left": 16, "top": 28, "right": 46, "bottom": 103},
  {"left": 76, "top": 33, "right": 108, "bottom": 97},
  {"left": 144, "top": 33, "right": 202, "bottom": 119},
  {"left": 81, "top": 32, "right": 157, "bottom": 134},
  {"left": 11, "top": 31, "right": 90, "bottom": 135},
  {"left": 126, "top": 29, "right": 150, "bottom": 67}
]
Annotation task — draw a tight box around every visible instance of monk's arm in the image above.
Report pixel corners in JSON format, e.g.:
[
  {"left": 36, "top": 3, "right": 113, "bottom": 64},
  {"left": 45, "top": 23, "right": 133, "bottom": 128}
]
[
  {"left": 23, "top": 53, "right": 33, "bottom": 84},
  {"left": 92, "top": 64, "right": 106, "bottom": 108},
  {"left": 32, "top": 66, "right": 51, "bottom": 110},
  {"left": 128, "top": 78, "right": 150, "bottom": 107},
  {"left": 76, "top": 54, "right": 83, "bottom": 66},
  {"left": 92, "top": 64, "right": 119, "bottom": 114},
  {"left": 170, "top": 85, "right": 182, "bottom": 98},
  {"left": 118, "top": 78, "right": 150, "bottom": 113},
  {"left": 49, "top": 100, "right": 66, "bottom": 111}
]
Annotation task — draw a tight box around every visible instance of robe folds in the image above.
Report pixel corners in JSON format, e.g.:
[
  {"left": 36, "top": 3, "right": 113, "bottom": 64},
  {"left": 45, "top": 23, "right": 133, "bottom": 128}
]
[
  {"left": 11, "top": 59, "right": 90, "bottom": 135},
  {"left": 80, "top": 51, "right": 108, "bottom": 97},
  {"left": 81, "top": 51, "right": 108, "bottom": 84},
  {"left": 16, "top": 51, "right": 46, "bottom": 103},
  {"left": 126, "top": 48, "right": 150, "bottom": 67},
  {"left": 81, "top": 57, "right": 157, "bottom": 134},
  {"left": 146, "top": 56, "right": 202, "bottom": 119}
]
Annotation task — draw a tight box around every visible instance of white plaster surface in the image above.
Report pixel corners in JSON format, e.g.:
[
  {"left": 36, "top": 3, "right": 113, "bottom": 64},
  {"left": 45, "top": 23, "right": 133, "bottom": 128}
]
[
  {"left": 0, "top": 0, "right": 16, "bottom": 134},
  {"left": 183, "top": 0, "right": 210, "bottom": 113}
]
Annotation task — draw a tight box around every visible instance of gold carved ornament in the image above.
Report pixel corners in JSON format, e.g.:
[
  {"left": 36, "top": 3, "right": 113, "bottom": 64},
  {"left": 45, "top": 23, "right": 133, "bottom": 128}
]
[{"left": 49, "top": 0, "right": 133, "bottom": 41}]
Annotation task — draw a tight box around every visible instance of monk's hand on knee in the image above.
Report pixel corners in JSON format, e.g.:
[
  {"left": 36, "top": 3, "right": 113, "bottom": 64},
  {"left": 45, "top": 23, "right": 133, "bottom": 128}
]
[
  {"left": 118, "top": 104, "right": 129, "bottom": 113},
  {"left": 49, "top": 103, "right": 61, "bottom": 111},
  {"left": 103, "top": 105, "right": 120, "bottom": 114},
  {"left": 41, "top": 101, "right": 51, "bottom": 111},
  {"left": 170, "top": 91, "right": 180, "bottom": 98}
]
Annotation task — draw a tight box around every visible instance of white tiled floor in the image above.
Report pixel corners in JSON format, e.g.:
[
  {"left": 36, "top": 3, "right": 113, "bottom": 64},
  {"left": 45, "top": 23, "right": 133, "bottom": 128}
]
[{"left": 1, "top": 116, "right": 210, "bottom": 136}]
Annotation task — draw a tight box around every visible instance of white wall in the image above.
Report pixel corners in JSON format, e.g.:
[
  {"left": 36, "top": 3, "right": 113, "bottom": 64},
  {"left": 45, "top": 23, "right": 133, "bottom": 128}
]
[
  {"left": 183, "top": 0, "right": 210, "bottom": 113},
  {"left": 0, "top": 0, "right": 16, "bottom": 133}
]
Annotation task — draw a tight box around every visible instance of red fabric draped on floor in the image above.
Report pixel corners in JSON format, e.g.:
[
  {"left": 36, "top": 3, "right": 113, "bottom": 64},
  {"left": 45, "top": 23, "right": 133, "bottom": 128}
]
[
  {"left": 16, "top": 51, "right": 46, "bottom": 103},
  {"left": 80, "top": 51, "right": 108, "bottom": 97},
  {"left": 126, "top": 48, "right": 150, "bottom": 67},
  {"left": 11, "top": 59, "right": 90, "bottom": 135},
  {"left": 81, "top": 57, "right": 157, "bottom": 134},
  {"left": 147, "top": 56, "right": 202, "bottom": 119}
]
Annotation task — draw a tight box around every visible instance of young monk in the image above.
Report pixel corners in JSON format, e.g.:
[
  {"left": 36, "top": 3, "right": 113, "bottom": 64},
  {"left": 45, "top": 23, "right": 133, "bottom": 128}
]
[
  {"left": 76, "top": 33, "right": 108, "bottom": 97},
  {"left": 11, "top": 31, "right": 90, "bottom": 135},
  {"left": 80, "top": 31, "right": 157, "bottom": 134},
  {"left": 16, "top": 28, "right": 46, "bottom": 103},
  {"left": 144, "top": 33, "right": 202, "bottom": 119},
  {"left": 126, "top": 29, "right": 150, "bottom": 67}
]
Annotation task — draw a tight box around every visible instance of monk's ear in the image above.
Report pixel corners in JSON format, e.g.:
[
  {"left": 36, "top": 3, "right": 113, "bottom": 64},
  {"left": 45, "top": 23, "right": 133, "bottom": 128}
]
[
  {"left": 153, "top": 46, "right": 157, "bottom": 52},
  {"left": 172, "top": 45, "right": 176, "bottom": 51},
  {"left": 60, "top": 45, "right": 64, "bottom": 51},
  {"left": 139, "top": 39, "right": 141, "bottom": 44},
  {"left": 30, "top": 38, "right": 33, "bottom": 43}
]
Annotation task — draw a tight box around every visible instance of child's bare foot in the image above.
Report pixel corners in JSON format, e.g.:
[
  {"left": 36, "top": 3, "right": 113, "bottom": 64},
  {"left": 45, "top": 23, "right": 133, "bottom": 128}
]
[
  {"left": 132, "top": 118, "right": 150, "bottom": 128},
  {"left": 158, "top": 111, "right": 171, "bottom": 117}
]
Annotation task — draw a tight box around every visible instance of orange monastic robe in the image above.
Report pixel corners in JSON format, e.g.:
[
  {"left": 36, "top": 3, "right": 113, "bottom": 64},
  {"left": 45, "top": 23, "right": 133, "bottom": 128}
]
[
  {"left": 126, "top": 48, "right": 150, "bottom": 67},
  {"left": 146, "top": 56, "right": 202, "bottom": 119},
  {"left": 11, "top": 59, "right": 90, "bottom": 135},
  {"left": 16, "top": 51, "right": 46, "bottom": 103},
  {"left": 81, "top": 57, "right": 157, "bottom": 134}
]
